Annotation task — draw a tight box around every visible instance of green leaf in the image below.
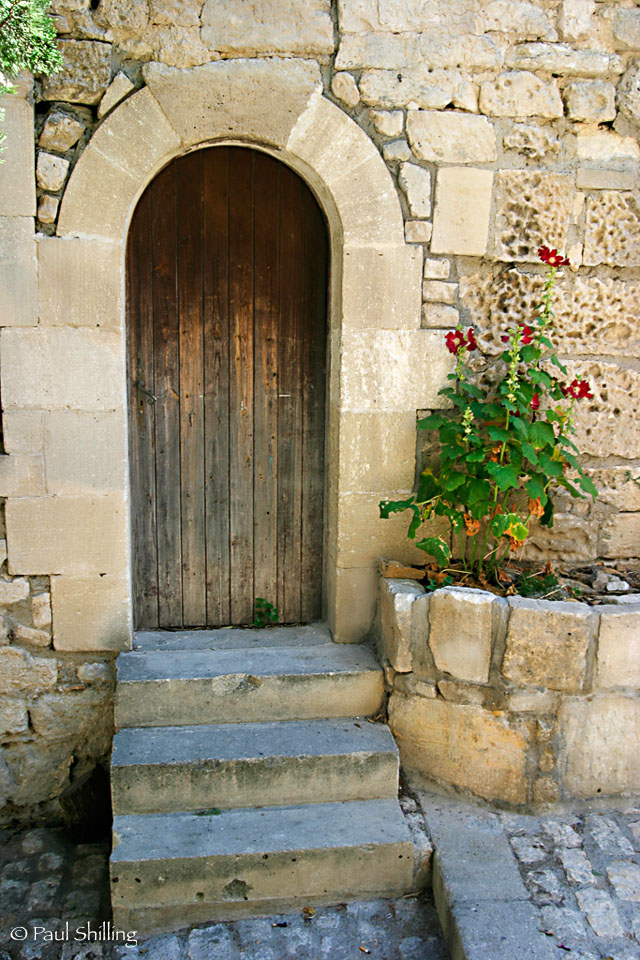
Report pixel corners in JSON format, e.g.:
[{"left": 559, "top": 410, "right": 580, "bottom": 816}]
[
  {"left": 522, "top": 442, "right": 539, "bottom": 465},
  {"left": 511, "top": 417, "right": 529, "bottom": 441},
  {"left": 578, "top": 474, "right": 598, "bottom": 498},
  {"left": 462, "top": 382, "right": 484, "bottom": 398},
  {"left": 417, "top": 414, "right": 445, "bottom": 431},
  {"left": 530, "top": 421, "right": 555, "bottom": 449},
  {"left": 487, "top": 425, "right": 510, "bottom": 442},
  {"left": 466, "top": 449, "right": 485, "bottom": 463},
  {"left": 443, "top": 472, "right": 466, "bottom": 492},
  {"left": 485, "top": 462, "right": 519, "bottom": 491},
  {"left": 481, "top": 403, "right": 505, "bottom": 420},
  {"left": 541, "top": 496, "right": 554, "bottom": 528},
  {"left": 507, "top": 520, "right": 528, "bottom": 541},
  {"left": 468, "top": 478, "right": 491, "bottom": 504},
  {"left": 416, "top": 470, "right": 439, "bottom": 503},
  {"left": 538, "top": 454, "right": 564, "bottom": 478},
  {"left": 526, "top": 475, "right": 546, "bottom": 500},
  {"left": 415, "top": 536, "right": 451, "bottom": 568},
  {"left": 550, "top": 354, "right": 568, "bottom": 375},
  {"left": 520, "top": 344, "right": 539, "bottom": 363},
  {"left": 490, "top": 514, "right": 510, "bottom": 538},
  {"left": 530, "top": 369, "right": 553, "bottom": 389},
  {"left": 379, "top": 497, "right": 415, "bottom": 519}
]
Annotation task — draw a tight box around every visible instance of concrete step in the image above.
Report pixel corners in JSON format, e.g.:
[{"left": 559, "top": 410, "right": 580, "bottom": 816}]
[
  {"left": 111, "top": 718, "right": 399, "bottom": 814},
  {"left": 133, "top": 622, "right": 332, "bottom": 652},
  {"left": 115, "top": 642, "right": 384, "bottom": 728},
  {"left": 110, "top": 799, "right": 414, "bottom": 933}
]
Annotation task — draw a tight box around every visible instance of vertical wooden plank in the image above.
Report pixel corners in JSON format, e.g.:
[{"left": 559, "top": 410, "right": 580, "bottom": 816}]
[
  {"left": 300, "top": 188, "right": 328, "bottom": 622},
  {"left": 150, "top": 164, "right": 183, "bottom": 627},
  {"left": 228, "top": 148, "right": 255, "bottom": 624},
  {"left": 203, "top": 147, "right": 231, "bottom": 626},
  {"left": 253, "top": 152, "right": 280, "bottom": 613},
  {"left": 177, "top": 150, "right": 207, "bottom": 626},
  {"left": 277, "top": 165, "right": 305, "bottom": 623},
  {"left": 127, "top": 189, "right": 159, "bottom": 628}
]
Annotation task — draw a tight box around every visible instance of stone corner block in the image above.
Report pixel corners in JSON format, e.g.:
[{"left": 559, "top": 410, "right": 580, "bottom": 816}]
[
  {"left": 431, "top": 167, "right": 493, "bottom": 256},
  {"left": 38, "top": 236, "right": 123, "bottom": 330},
  {"left": 596, "top": 606, "right": 640, "bottom": 689},
  {"left": 502, "top": 597, "right": 594, "bottom": 693},
  {"left": 428, "top": 586, "right": 501, "bottom": 684},
  {"left": 342, "top": 244, "right": 422, "bottom": 330},
  {"left": 378, "top": 577, "right": 426, "bottom": 672},
  {"left": 52, "top": 575, "right": 131, "bottom": 652},
  {"left": 0, "top": 217, "right": 37, "bottom": 327},
  {"left": 558, "top": 695, "right": 640, "bottom": 798},
  {"left": 0, "top": 98, "right": 36, "bottom": 217}
]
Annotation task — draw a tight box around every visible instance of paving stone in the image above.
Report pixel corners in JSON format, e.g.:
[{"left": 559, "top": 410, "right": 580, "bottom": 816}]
[
  {"left": 26, "top": 877, "right": 61, "bottom": 913},
  {"left": 606, "top": 862, "right": 640, "bottom": 901},
  {"left": 540, "top": 904, "right": 590, "bottom": 940},
  {"left": 510, "top": 836, "right": 548, "bottom": 863},
  {"left": 575, "top": 888, "right": 625, "bottom": 938},
  {"left": 557, "top": 847, "right": 597, "bottom": 885},
  {"left": 526, "top": 869, "right": 565, "bottom": 905},
  {"left": 586, "top": 815, "right": 635, "bottom": 855},
  {"left": 541, "top": 820, "right": 583, "bottom": 848}
]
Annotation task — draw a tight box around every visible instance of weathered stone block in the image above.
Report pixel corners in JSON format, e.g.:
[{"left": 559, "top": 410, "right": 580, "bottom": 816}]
[
  {"left": 421, "top": 304, "right": 459, "bottom": 328},
  {"left": 577, "top": 168, "right": 636, "bottom": 191},
  {"left": 32, "top": 592, "right": 52, "bottom": 629},
  {"left": 0, "top": 648, "right": 57, "bottom": 694},
  {"left": 398, "top": 163, "right": 431, "bottom": 218},
  {"left": 43, "top": 411, "right": 127, "bottom": 495},
  {"left": 407, "top": 111, "right": 496, "bottom": 164},
  {"left": 404, "top": 220, "right": 432, "bottom": 243},
  {"left": 342, "top": 245, "right": 421, "bottom": 330},
  {"left": 202, "top": 0, "right": 333, "bottom": 57},
  {"left": 335, "top": 32, "right": 421, "bottom": 70},
  {"left": 596, "top": 608, "right": 640, "bottom": 689},
  {"left": 599, "top": 513, "right": 640, "bottom": 559},
  {"left": 379, "top": 578, "right": 426, "bottom": 673},
  {"left": 360, "top": 65, "right": 470, "bottom": 110},
  {"left": 41, "top": 40, "right": 112, "bottom": 104},
  {"left": 422, "top": 281, "right": 457, "bottom": 305},
  {"left": 0, "top": 98, "right": 35, "bottom": 217},
  {"left": 423, "top": 258, "right": 450, "bottom": 280},
  {"left": 331, "top": 410, "right": 416, "bottom": 493},
  {"left": 616, "top": 63, "right": 640, "bottom": 135},
  {"left": 0, "top": 217, "right": 36, "bottom": 326},
  {"left": 57, "top": 145, "right": 138, "bottom": 241},
  {"left": 6, "top": 495, "right": 127, "bottom": 575},
  {"left": 39, "top": 111, "right": 85, "bottom": 153},
  {"left": 560, "top": 0, "right": 595, "bottom": 43},
  {"left": 0, "top": 455, "right": 44, "bottom": 497},
  {"left": 559, "top": 696, "right": 640, "bottom": 797},
  {"left": 143, "top": 58, "right": 321, "bottom": 149},
  {"left": 38, "top": 195, "right": 60, "bottom": 225},
  {"left": 482, "top": 1, "right": 557, "bottom": 41},
  {"left": 38, "top": 237, "right": 122, "bottom": 330},
  {"left": 479, "top": 72, "right": 563, "bottom": 118},
  {"left": 428, "top": 587, "right": 502, "bottom": 684},
  {"left": 2, "top": 411, "right": 43, "bottom": 454},
  {"left": 613, "top": 8, "right": 640, "bottom": 51},
  {"left": 0, "top": 700, "right": 29, "bottom": 736},
  {"left": 389, "top": 693, "right": 530, "bottom": 804},
  {"left": 419, "top": 31, "right": 502, "bottom": 70},
  {"left": 1, "top": 741, "right": 72, "bottom": 808},
  {"left": 523, "top": 514, "right": 597, "bottom": 565},
  {"left": 505, "top": 43, "right": 622, "bottom": 79},
  {"left": 0, "top": 577, "right": 30, "bottom": 604},
  {"left": 370, "top": 109, "right": 403, "bottom": 137},
  {"left": 588, "top": 467, "right": 640, "bottom": 512},
  {"left": 328, "top": 565, "right": 378, "bottom": 644},
  {"left": 30, "top": 689, "right": 113, "bottom": 756},
  {"left": 331, "top": 72, "right": 360, "bottom": 107},
  {"left": 98, "top": 71, "right": 135, "bottom": 118},
  {"left": 52, "top": 574, "right": 129, "bottom": 651},
  {"left": 583, "top": 191, "right": 640, "bottom": 267},
  {"left": 493, "top": 170, "right": 573, "bottom": 262},
  {"left": 503, "top": 124, "right": 559, "bottom": 160},
  {"left": 502, "top": 598, "right": 594, "bottom": 692},
  {"left": 12, "top": 624, "right": 51, "bottom": 647},
  {"left": 564, "top": 81, "right": 616, "bottom": 123},
  {"left": 36, "top": 153, "right": 69, "bottom": 193},
  {"left": 431, "top": 167, "right": 493, "bottom": 256},
  {"left": 576, "top": 130, "right": 640, "bottom": 161},
  {"left": 1, "top": 328, "right": 124, "bottom": 411}
]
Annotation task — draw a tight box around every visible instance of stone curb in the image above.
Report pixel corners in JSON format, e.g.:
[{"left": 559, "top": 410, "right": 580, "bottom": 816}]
[{"left": 418, "top": 793, "right": 557, "bottom": 960}]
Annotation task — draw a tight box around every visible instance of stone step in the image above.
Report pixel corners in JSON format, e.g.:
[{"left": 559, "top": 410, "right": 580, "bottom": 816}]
[
  {"left": 115, "top": 642, "right": 384, "bottom": 728},
  {"left": 111, "top": 718, "right": 400, "bottom": 814},
  {"left": 133, "top": 622, "right": 332, "bottom": 652},
  {"left": 110, "top": 799, "right": 414, "bottom": 933}
]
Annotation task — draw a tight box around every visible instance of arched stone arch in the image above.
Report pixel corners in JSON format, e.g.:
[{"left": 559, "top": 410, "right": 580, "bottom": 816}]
[{"left": 50, "top": 57, "right": 447, "bottom": 643}]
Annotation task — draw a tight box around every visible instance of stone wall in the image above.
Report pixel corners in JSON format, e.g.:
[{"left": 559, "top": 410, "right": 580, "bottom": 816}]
[{"left": 379, "top": 577, "right": 640, "bottom": 807}]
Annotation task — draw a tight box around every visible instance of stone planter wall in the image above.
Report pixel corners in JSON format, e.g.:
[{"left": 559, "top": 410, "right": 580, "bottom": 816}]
[{"left": 379, "top": 577, "right": 640, "bottom": 808}]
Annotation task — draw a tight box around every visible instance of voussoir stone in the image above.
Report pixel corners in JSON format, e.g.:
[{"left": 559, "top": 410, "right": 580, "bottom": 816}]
[
  {"left": 502, "top": 598, "right": 594, "bottom": 692},
  {"left": 40, "top": 40, "right": 112, "bottom": 105},
  {"left": 407, "top": 110, "right": 496, "bottom": 163},
  {"left": 201, "top": 0, "right": 334, "bottom": 57},
  {"left": 428, "top": 587, "right": 502, "bottom": 683}
]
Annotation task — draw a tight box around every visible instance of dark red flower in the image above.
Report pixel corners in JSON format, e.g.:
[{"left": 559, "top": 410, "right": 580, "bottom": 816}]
[
  {"left": 561, "top": 378, "right": 594, "bottom": 400},
  {"left": 501, "top": 334, "right": 510, "bottom": 343},
  {"left": 520, "top": 325, "right": 534, "bottom": 345},
  {"left": 445, "top": 329, "right": 465, "bottom": 354},
  {"left": 466, "top": 328, "right": 478, "bottom": 351},
  {"left": 538, "top": 246, "right": 570, "bottom": 267},
  {"left": 530, "top": 392, "right": 540, "bottom": 410}
]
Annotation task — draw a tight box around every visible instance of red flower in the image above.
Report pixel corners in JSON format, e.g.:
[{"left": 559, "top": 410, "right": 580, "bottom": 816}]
[
  {"left": 445, "top": 329, "right": 465, "bottom": 354},
  {"left": 561, "top": 378, "right": 594, "bottom": 400},
  {"left": 530, "top": 392, "right": 540, "bottom": 410},
  {"left": 538, "top": 246, "right": 570, "bottom": 267},
  {"left": 501, "top": 334, "right": 510, "bottom": 343},
  {"left": 520, "top": 325, "right": 534, "bottom": 345},
  {"left": 466, "top": 328, "right": 478, "bottom": 351}
]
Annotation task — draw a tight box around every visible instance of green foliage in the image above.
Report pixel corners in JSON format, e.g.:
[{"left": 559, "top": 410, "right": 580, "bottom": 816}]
[
  {"left": 380, "top": 252, "right": 598, "bottom": 578},
  {"left": 252, "top": 597, "right": 278, "bottom": 628},
  {"left": 517, "top": 571, "right": 559, "bottom": 597}
]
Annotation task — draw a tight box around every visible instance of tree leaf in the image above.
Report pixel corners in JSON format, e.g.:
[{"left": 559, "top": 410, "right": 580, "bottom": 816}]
[
  {"left": 415, "top": 536, "right": 451, "bottom": 567},
  {"left": 522, "top": 442, "right": 539, "bottom": 465},
  {"left": 529, "top": 421, "right": 555, "bottom": 449},
  {"left": 526, "top": 475, "right": 546, "bottom": 500},
  {"left": 577, "top": 474, "right": 598, "bottom": 498},
  {"left": 443, "top": 472, "right": 466, "bottom": 492},
  {"left": 485, "top": 462, "right": 519, "bottom": 491}
]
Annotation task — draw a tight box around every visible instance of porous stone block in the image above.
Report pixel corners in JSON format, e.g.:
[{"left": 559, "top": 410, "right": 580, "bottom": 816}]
[
  {"left": 502, "top": 598, "right": 594, "bottom": 692},
  {"left": 43, "top": 410, "right": 127, "bottom": 494},
  {"left": 428, "top": 587, "right": 501, "bottom": 684},
  {"left": 503, "top": 124, "right": 559, "bottom": 159},
  {"left": 0, "top": 647, "right": 57, "bottom": 694},
  {"left": 0, "top": 455, "right": 44, "bottom": 497},
  {"left": 98, "top": 71, "right": 135, "bottom": 118},
  {"left": 0, "top": 217, "right": 36, "bottom": 326},
  {"left": 36, "top": 153, "right": 69, "bottom": 193},
  {"left": 332, "top": 410, "right": 416, "bottom": 493},
  {"left": 0, "top": 700, "right": 29, "bottom": 736},
  {"left": 482, "top": 1, "right": 557, "bottom": 41},
  {"left": 340, "top": 329, "right": 451, "bottom": 412},
  {"left": 201, "top": 0, "right": 334, "bottom": 57},
  {"left": 331, "top": 72, "right": 360, "bottom": 107},
  {"left": 583, "top": 191, "right": 640, "bottom": 267},
  {"left": 596, "top": 608, "right": 640, "bottom": 689},
  {"left": 564, "top": 81, "right": 615, "bottom": 123},
  {"left": 479, "top": 72, "right": 563, "bottom": 118},
  {"left": 569, "top": 361, "right": 640, "bottom": 460},
  {"left": 1, "top": 328, "right": 124, "bottom": 411},
  {"left": 0, "top": 98, "right": 36, "bottom": 216},
  {"left": 6, "top": 495, "right": 127, "bottom": 575},
  {"left": 493, "top": 170, "right": 573, "bottom": 262},
  {"left": 407, "top": 111, "right": 496, "bottom": 164},
  {"left": 143, "top": 59, "right": 321, "bottom": 149},
  {"left": 505, "top": 43, "right": 622, "bottom": 79},
  {"left": 588, "top": 466, "right": 640, "bottom": 512},
  {"left": 342, "top": 245, "right": 422, "bottom": 330},
  {"left": 39, "top": 111, "right": 85, "bottom": 153},
  {"left": 40, "top": 40, "right": 112, "bottom": 104},
  {"left": 418, "top": 31, "right": 502, "bottom": 70},
  {"left": 522, "top": 514, "right": 597, "bottom": 565},
  {"left": 389, "top": 693, "right": 530, "bottom": 804},
  {"left": 370, "top": 110, "right": 403, "bottom": 137},
  {"left": 431, "top": 167, "right": 493, "bottom": 256},
  {"left": 360, "top": 65, "right": 470, "bottom": 111},
  {"left": 51, "top": 575, "right": 130, "bottom": 651},
  {"left": 38, "top": 237, "right": 122, "bottom": 330},
  {"left": 398, "top": 163, "right": 431, "bottom": 218},
  {"left": 559, "top": 696, "right": 640, "bottom": 797},
  {"left": 616, "top": 63, "right": 640, "bottom": 135},
  {"left": 379, "top": 578, "right": 426, "bottom": 673}
]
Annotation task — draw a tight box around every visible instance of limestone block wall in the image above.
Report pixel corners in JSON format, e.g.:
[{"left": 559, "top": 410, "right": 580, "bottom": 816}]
[{"left": 379, "top": 578, "right": 640, "bottom": 807}]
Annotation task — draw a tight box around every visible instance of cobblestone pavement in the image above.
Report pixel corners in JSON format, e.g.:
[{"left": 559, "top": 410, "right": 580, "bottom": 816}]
[
  {"left": 500, "top": 801, "right": 640, "bottom": 959},
  {"left": 0, "top": 825, "right": 447, "bottom": 960}
]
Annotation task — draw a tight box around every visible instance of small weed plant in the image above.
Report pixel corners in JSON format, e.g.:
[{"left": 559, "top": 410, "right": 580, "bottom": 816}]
[
  {"left": 252, "top": 597, "right": 278, "bottom": 628},
  {"left": 380, "top": 246, "right": 598, "bottom": 580}
]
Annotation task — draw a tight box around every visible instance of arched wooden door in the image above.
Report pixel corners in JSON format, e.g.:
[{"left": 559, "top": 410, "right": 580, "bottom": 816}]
[{"left": 127, "top": 147, "right": 328, "bottom": 629}]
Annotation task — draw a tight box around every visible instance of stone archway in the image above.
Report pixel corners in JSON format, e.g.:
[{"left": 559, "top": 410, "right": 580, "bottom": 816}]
[{"left": 50, "top": 57, "right": 444, "bottom": 643}]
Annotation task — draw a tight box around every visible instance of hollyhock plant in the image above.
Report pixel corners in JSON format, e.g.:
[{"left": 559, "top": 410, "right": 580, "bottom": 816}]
[{"left": 380, "top": 245, "right": 598, "bottom": 577}]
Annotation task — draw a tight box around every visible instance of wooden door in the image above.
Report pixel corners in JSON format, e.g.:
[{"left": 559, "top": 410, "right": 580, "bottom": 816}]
[{"left": 127, "top": 147, "right": 328, "bottom": 629}]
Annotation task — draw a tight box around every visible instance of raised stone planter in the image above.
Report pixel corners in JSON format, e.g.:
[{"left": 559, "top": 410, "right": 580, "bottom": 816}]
[{"left": 378, "top": 576, "right": 640, "bottom": 808}]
